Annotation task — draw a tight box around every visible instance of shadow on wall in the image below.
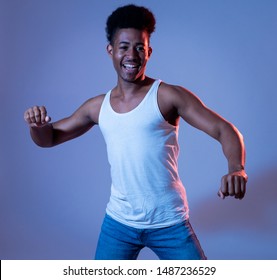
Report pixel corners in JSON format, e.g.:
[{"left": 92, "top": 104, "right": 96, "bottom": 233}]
[{"left": 191, "top": 166, "right": 277, "bottom": 259}]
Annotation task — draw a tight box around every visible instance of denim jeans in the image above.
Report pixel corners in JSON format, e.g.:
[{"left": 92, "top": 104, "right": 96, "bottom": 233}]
[{"left": 95, "top": 214, "right": 206, "bottom": 260}]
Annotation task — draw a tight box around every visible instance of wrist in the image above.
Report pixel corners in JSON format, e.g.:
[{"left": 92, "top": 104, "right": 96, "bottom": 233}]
[{"left": 228, "top": 164, "right": 245, "bottom": 173}]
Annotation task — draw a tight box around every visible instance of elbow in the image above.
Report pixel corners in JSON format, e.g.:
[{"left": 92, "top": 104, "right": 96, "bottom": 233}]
[
  {"left": 31, "top": 133, "right": 55, "bottom": 148},
  {"left": 33, "top": 140, "right": 54, "bottom": 148},
  {"left": 217, "top": 121, "right": 244, "bottom": 143}
]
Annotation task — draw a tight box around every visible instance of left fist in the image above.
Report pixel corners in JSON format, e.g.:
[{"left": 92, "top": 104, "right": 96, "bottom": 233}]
[{"left": 218, "top": 170, "right": 248, "bottom": 200}]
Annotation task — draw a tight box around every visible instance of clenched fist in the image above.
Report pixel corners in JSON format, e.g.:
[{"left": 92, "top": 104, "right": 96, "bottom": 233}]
[
  {"left": 24, "top": 106, "right": 51, "bottom": 127},
  {"left": 218, "top": 169, "right": 248, "bottom": 200}
]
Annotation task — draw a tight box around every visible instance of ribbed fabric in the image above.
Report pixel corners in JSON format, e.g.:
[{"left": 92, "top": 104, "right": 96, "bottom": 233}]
[{"left": 99, "top": 80, "right": 189, "bottom": 229}]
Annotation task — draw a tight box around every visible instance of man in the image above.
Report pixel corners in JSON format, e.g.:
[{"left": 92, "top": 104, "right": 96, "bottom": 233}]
[{"left": 24, "top": 5, "right": 247, "bottom": 260}]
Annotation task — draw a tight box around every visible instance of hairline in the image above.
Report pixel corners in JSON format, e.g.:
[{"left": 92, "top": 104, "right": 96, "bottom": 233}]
[{"left": 109, "top": 27, "right": 151, "bottom": 46}]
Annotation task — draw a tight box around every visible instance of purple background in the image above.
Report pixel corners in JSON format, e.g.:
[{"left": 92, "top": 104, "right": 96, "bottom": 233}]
[{"left": 1, "top": 0, "right": 276, "bottom": 259}]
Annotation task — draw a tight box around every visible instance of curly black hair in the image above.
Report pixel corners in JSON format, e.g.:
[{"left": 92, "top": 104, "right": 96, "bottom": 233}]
[{"left": 106, "top": 4, "right": 156, "bottom": 44}]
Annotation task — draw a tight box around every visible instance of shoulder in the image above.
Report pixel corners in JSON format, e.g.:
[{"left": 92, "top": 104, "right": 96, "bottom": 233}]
[
  {"left": 158, "top": 81, "right": 208, "bottom": 124},
  {"left": 75, "top": 94, "right": 106, "bottom": 124},
  {"left": 82, "top": 94, "right": 106, "bottom": 111},
  {"left": 159, "top": 81, "right": 194, "bottom": 98},
  {"left": 85, "top": 94, "right": 106, "bottom": 106},
  {"left": 156, "top": 81, "right": 192, "bottom": 125},
  {"left": 158, "top": 81, "right": 198, "bottom": 109}
]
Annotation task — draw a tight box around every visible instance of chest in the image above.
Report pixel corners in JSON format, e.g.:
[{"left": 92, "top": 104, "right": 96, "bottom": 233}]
[
  {"left": 110, "top": 92, "right": 147, "bottom": 114},
  {"left": 110, "top": 92, "right": 179, "bottom": 126}
]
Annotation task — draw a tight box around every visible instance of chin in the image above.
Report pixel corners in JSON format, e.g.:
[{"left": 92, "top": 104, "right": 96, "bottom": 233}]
[{"left": 122, "top": 72, "right": 146, "bottom": 83}]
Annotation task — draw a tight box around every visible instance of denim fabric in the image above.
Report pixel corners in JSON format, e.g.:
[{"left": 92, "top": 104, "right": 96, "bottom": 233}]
[{"left": 95, "top": 214, "right": 206, "bottom": 260}]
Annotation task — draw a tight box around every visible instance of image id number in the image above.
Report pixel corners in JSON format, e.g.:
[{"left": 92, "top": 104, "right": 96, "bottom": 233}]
[{"left": 157, "top": 266, "right": 216, "bottom": 276}]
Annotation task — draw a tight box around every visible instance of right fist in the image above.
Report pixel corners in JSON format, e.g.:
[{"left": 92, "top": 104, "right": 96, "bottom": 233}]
[{"left": 24, "top": 106, "right": 51, "bottom": 127}]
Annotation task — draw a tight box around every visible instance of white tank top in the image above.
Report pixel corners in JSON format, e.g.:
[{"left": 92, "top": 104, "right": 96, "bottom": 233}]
[{"left": 99, "top": 80, "right": 189, "bottom": 229}]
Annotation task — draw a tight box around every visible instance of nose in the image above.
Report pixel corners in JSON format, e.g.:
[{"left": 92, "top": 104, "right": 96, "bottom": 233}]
[{"left": 126, "top": 47, "right": 139, "bottom": 58}]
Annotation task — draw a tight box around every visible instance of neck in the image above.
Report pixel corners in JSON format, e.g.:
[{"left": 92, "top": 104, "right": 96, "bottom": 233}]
[{"left": 116, "top": 76, "right": 154, "bottom": 97}]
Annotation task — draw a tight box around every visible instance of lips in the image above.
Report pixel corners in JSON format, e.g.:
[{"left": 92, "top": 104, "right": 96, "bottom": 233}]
[{"left": 122, "top": 63, "right": 140, "bottom": 71}]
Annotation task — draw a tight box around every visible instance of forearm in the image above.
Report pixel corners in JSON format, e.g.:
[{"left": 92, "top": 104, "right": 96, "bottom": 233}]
[
  {"left": 30, "top": 124, "right": 54, "bottom": 147},
  {"left": 218, "top": 122, "right": 246, "bottom": 173}
]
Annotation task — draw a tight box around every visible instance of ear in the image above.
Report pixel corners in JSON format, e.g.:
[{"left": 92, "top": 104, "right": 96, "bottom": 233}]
[
  {"left": 148, "top": 46, "right": 153, "bottom": 58},
  {"left": 107, "top": 44, "right": 113, "bottom": 57}
]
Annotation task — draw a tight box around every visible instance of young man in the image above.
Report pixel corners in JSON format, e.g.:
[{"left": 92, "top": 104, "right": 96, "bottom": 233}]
[{"left": 24, "top": 5, "right": 247, "bottom": 260}]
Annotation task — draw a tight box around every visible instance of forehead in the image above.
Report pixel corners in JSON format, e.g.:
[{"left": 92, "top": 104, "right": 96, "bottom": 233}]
[{"left": 113, "top": 28, "right": 149, "bottom": 44}]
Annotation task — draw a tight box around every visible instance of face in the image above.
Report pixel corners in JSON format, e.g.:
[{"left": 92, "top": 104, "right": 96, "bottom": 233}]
[{"left": 107, "top": 28, "right": 152, "bottom": 83}]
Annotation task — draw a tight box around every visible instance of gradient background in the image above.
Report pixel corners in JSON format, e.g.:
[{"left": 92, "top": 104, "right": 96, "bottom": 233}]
[{"left": 1, "top": 0, "right": 276, "bottom": 260}]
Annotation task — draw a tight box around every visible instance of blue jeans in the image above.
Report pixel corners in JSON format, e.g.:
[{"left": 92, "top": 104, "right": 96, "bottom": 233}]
[{"left": 95, "top": 214, "right": 206, "bottom": 260}]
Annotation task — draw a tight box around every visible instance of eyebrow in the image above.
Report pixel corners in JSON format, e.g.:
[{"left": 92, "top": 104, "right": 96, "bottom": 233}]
[{"left": 119, "top": 41, "right": 145, "bottom": 45}]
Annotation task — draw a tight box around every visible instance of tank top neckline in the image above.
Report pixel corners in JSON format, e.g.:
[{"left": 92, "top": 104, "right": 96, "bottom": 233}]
[{"left": 108, "top": 80, "right": 161, "bottom": 116}]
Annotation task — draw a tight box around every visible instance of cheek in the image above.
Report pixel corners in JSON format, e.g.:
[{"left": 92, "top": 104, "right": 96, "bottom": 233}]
[
  {"left": 113, "top": 52, "right": 123, "bottom": 62},
  {"left": 112, "top": 56, "right": 124, "bottom": 70},
  {"left": 141, "top": 55, "right": 150, "bottom": 65}
]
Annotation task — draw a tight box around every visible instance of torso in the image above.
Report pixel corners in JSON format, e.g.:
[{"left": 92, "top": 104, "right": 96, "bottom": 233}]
[{"left": 98, "top": 78, "right": 189, "bottom": 228}]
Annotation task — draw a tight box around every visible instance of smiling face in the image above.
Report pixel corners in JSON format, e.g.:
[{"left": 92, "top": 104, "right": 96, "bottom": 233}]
[{"left": 107, "top": 28, "right": 152, "bottom": 83}]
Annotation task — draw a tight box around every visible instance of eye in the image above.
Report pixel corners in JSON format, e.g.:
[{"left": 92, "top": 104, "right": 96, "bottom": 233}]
[
  {"left": 136, "top": 46, "right": 146, "bottom": 52},
  {"left": 119, "top": 46, "right": 128, "bottom": 50}
]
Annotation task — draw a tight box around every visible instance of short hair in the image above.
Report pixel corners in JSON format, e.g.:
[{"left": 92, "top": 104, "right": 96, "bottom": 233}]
[{"left": 106, "top": 4, "right": 156, "bottom": 44}]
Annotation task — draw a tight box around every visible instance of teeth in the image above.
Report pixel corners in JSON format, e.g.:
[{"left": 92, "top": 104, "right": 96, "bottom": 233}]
[{"left": 123, "top": 64, "right": 138, "bottom": 69}]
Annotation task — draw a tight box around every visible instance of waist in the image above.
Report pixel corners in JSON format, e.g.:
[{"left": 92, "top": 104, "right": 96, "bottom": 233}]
[{"left": 106, "top": 185, "right": 189, "bottom": 229}]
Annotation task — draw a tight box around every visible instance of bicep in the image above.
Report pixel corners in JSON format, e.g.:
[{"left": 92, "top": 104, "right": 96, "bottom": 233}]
[
  {"left": 52, "top": 116, "right": 93, "bottom": 145},
  {"left": 175, "top": 88, "right": 229, "bottom": 140},
  {"left": 51, "top": 98, "right": 99, "bottom": 145}
]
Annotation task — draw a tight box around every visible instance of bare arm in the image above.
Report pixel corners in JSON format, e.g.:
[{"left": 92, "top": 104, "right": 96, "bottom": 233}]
[
  {"left": 24, "top": 95, "right": 104, "bottom": 147},
  {"left": 159, "top": 83, "right": 248, "bottom": 199}
]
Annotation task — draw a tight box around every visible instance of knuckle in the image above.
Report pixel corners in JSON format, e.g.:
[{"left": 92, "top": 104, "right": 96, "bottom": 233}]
[
  {"left": 33, "top": 106, "right": 39, "bottom": 113},
  {"left": 227, "top": 174, "right": 234, "bottom": 182},
  {"left": 39, "top": 106, "right": 47, "bottom": 116}
]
